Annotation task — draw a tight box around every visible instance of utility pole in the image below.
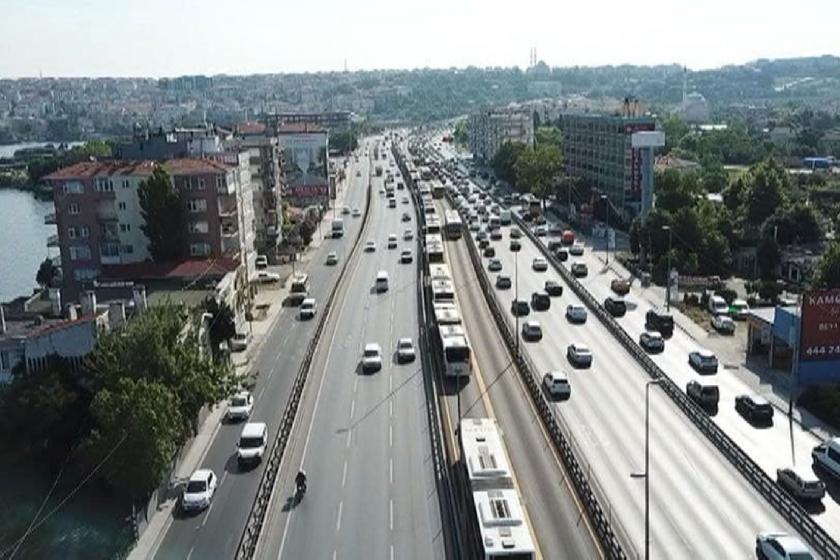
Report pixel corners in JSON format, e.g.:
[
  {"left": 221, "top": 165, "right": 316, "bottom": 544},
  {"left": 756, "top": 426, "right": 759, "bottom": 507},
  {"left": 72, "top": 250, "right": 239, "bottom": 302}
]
[{"left": 663, "top": 225, "right": 673, "bottom": 310}]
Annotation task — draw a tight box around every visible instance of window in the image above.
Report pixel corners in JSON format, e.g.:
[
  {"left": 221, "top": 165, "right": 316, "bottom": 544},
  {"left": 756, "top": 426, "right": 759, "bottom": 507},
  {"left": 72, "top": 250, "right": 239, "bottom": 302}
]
[
  {"left": 0, "top": 351, "right": 9, "bottom": 371},
  {"left": 67, "top": 226, "right": 77, "bottom": 239},
  {"left": 187, "top": 199, "right": 207, "bottom": 213},
  {"left": 73, "top": 268, "right": 99, "bottom": 281},
  {"left": 68, "top": 203, "right": 80, "bottom": 215},
  {"left": 121, "top": 179, "right": 130, "bottom": 189},
  {"left": 80, "top": 226, "right": 90, "bottom": 238},
  {"left": 62, "top": 181, "right": 83, "bottom": 194},
  {"left": 100, "top": 243, "right": 120, "bottom": 258},
  {"left": 190, "top": 243, "right": 211, "bottom": 257},
  {"left": 189, "top": 221, "right": 209, "bottom": 234},
  {"left": 828, "top": 446, "right": 840, "bottom": 464},
  {"left": 188, "top": 177, "right": 198, "bottom": 190},
  {"left": 95, "top": 178, "right": 114, "bottom": 192},
  {"left": 69, "top": 245, "right": 92, "bottom": 261},
  {"left": 197, "top": 177, "right": 205, "bottom": 190},
  {"left": 120, "top": 223, "right": 131, "bottom": 233},
  {"left": 118, "top": 201, "right": 127, "bottom": 211},
  {"left": 121, "top": 244, "right": 134, "bottom": 254}
]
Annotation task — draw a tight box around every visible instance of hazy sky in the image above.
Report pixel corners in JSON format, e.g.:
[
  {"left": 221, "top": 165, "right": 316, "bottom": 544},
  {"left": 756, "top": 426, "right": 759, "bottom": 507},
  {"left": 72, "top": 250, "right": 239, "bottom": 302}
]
[{"left": 1, "top": 0, "right": 838, "bottom": 78}]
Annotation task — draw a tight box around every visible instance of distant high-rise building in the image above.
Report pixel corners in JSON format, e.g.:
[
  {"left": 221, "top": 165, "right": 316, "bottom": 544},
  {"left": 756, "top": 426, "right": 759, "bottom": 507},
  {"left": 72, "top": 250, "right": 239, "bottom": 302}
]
[
  {"left": 277, "top": 123, "right": 330, "bottom": 208},
  {"left": 468, "top": 108, "right": 534, "bottom": 162}
]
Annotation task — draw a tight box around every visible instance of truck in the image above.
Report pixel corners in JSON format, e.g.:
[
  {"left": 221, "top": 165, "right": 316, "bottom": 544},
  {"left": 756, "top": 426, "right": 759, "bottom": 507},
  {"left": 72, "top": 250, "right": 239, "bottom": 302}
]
[
  {"left": 499, "top": 209, "right": 512, "bottom": 226},
  {"left": 331, "top": 219, "right": 345, "bottom": 238}
]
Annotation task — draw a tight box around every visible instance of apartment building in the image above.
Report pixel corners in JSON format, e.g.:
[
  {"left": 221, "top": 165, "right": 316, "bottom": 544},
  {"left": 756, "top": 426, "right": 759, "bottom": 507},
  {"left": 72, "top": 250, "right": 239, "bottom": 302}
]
[
  {"left": 277, "top": 123, "right": 330, "bottom": 208},
  {"left": 265, "top": 111, "right": 353, "bottom": 133},
  {"left": 468, "top": 107, "right": 534, "bottom": 162},
  {"left": 44, "top": 158, "right": 255, "bottom": 297}
]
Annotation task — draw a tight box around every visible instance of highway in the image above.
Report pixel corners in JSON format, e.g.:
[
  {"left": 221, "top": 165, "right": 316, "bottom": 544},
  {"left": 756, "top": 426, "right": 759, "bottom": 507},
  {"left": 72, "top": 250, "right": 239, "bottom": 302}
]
[
  {"left": 153, "top": 141, "right": 373, "bottom": 560},
  {"left": 436, "top": 197, "right": 603, "bottom": 559},
  {"left": 255, "top": 144, "right": 443, "bottom": 559},
  {"left": 462, "top": 207, "right": 801, "bottom": 557}
]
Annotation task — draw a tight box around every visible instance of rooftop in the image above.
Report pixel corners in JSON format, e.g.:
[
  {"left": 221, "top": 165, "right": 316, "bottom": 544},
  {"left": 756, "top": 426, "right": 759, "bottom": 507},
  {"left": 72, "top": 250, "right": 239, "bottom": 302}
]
[
  {"left": 44, "top": 160, "right": 156, "bottom": 181},
  {"left": 277, "top": 122, "right": 327, "bottom": 134},
  {"left": 163, "top": 158, "right": 233, "bottom": 175},
  {"left": 100, "top": 258, "right": 239, "bottom": 283}
]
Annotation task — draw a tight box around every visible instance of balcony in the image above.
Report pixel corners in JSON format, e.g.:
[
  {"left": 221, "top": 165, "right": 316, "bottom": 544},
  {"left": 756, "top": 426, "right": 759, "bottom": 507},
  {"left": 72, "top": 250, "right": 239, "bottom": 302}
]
[
  {"left": 47, "top": 234, "right": 59, "bottom": 248},
  {"left": 96, "top": 200, "right": 118, "bottom": 222},
  {"left": 218, "top": 198, "right": 238, "bottom": 218},
  {"left": 221, "top": 234, "right": 241, "bottom": 256},
  {"left": 44, "top": 212, "right": 56, "bottom": 225}
]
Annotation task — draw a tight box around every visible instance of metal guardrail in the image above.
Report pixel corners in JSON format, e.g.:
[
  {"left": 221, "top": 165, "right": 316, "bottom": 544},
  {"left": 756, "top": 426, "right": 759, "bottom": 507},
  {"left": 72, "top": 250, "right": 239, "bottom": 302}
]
[
  {"left": 513, "top": 212, "right": 840, "bottom": 560},
  {"left": 235, "top": 152, "right": 376, "bottom": 559},
  {"left": 456, "top": 195, "right": 629, "bottom": 560}
]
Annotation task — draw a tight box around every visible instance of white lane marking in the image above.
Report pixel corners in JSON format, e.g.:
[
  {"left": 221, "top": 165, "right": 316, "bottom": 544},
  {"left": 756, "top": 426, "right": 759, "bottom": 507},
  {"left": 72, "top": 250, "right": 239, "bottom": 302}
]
[
  {"left": 341, "top": 460, "right": 348, "bottom": 487},
  {"left": 349, "top": 399, "right": 355, "bottom": 421},
  {"left": 353, "top": 377, "right": 358, "bottom": 393},
  {"left": 389, "top": 499, "right": 394, "bottom": 530},
  {"left": 390, "top": 544, "right": 394, "bottom": 560},
  {"left": 335, "top": 501, "right": 343, "bottom": 533},
  {"left": 332, "top": 550, "right": 337, "bottom": 560},
  {"left": 200, "top": 502, "right": 214, "bottom": 527},
  {"left": 346, "top": 428, "right": 352, "bottom": 448},
  {"left": 389, "top": 400, "right": 393, "bottom": 418},
  {"left": 220, "top": 471, "right": 229, "bottom": 486},
  {"left": 389, "top": 425, "right": 393, "bottom": 448},
  {"left": 389, "top": 457, "right": 393, "bottom": 484},
  {"left": 257, "top": 387, "right": 265, "bottom": 401},
  {"left": 186, "top": 546, "right": 195, "bottom": 560},
  {"left": 389, "top": 374, "right": 393, "bottom": 392}
]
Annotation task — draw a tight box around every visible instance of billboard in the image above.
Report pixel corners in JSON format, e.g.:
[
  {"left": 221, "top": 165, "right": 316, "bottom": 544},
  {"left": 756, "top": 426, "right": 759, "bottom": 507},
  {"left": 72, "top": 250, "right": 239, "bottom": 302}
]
[
  {"left": 798, "top": 289, "right": 840, "bottom": 385},
  {"left": 279, "top": 132, "right": 329, "bottom": 200},
  {"left": 624, "top": 123, "right": 656, "bottom": 200}
]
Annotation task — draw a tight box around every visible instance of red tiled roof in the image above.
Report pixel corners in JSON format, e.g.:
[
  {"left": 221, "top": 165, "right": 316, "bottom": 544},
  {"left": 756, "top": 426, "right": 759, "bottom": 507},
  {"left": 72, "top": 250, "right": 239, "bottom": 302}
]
[
  {"left": 44, "top": 161, "right": 156, "bottom": 181},
  {"left": 277, "top": 122, "right": 326, "bottom": 134},
  {"left": 100, "top": 259, "right": 239, "bottom": 282},
  {"left": 163, "top": 158, "right": 233, "bottom": 175}
]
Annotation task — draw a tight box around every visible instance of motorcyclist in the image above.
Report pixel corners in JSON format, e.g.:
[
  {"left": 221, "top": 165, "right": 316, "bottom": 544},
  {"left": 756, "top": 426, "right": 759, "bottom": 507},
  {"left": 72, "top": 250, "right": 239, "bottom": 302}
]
[{"left": 295, "top": 469, "right": 307, "bottom": 493}]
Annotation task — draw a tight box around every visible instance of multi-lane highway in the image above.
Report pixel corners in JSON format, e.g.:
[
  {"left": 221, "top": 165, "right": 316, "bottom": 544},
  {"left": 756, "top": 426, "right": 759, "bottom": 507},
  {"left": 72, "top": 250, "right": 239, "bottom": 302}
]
[
  {"left": 255, "top": 144, "right": 443, "bottom": 559},
  {"left": 153, "top": 142, "right": 373, "bottom": 560}
]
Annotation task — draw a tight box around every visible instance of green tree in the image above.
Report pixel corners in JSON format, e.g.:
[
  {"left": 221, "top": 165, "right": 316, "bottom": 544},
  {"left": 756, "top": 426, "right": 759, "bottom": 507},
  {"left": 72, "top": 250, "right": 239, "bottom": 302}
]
[
  {"left": 813, "top": 242, "right": 840, "bottom": 289},
  {"left": 138, "top": 166, "right": 186, "bottom": 261},
  {"left": 661, "top": 115, "right": 689, "bottom": 154},
  {"left": 744, "top": 159, "right": 788, "bottom": 226},
  {"left": 328, "top": 131, "right": 358, "bottom": 154},
  {"left": 535, "top": 125, "right": 563, "bottom": 148},
  {"left": 514, "top": 143, "right": 564, "bottom": 208},
  {"left": 204, "top": 297, "right": 237, "bottom": 361},
  {"left": 452, "top": 119, "right": 468, "bottom": 145},
  {"left": 36, "top": 257, "right": 57, "bottom": 288},
  {"left": 491, "top": 141, "right": 526, "bottom": 186},
  {"left": 654, "top": 169, "right": 701, "bottom": 214},
  {"left": 756, "top": 237, "right": 781, "bottom": 280}
]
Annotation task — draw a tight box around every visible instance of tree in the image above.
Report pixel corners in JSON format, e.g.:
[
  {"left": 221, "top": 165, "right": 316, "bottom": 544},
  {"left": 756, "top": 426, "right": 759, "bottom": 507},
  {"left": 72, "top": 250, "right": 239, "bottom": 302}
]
[
  {"left": 138, "top": 166, "right": 186, "bottom": 261},
  {"left": 491, "top": 141, "right": 526, "bottom": 186},
  {"left": 452, "top": 119, "right": 468, "bottom": 145},
  {"left": 328, "top": 131, "right": 358, "bottom": 154},
  {"left": 204, "top": 297, "right": 237, "bottom": 361},
  {"left": 756, "top": 237, "right": 781, "bottom": 280},
  {"left": 744, "top": 159, "right": 788, "bottom": 226},
  {"left": 535, "top": 125, "right": 563, "bottom": 148},
  {"left": 514, "top": 143, "right": 564, "bottom": 208},
  {"left": 661, "top": 115, "right": 689, "bottom": 154},
  {"left": 813, "top": 242, "right": 840, "bottom": 289},
  {"left": 654, "top": 169, "right": 701, "bottom": 214},
  {"left": 36, "top": 257, "right": 57, "bottom": 288}
]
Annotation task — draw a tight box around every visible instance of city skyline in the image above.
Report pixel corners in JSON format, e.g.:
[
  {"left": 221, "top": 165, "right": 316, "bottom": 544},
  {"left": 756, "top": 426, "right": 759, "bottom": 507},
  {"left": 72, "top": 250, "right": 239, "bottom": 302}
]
[{"left": 1, "top": 0, "right": 839, "bottom": 78}]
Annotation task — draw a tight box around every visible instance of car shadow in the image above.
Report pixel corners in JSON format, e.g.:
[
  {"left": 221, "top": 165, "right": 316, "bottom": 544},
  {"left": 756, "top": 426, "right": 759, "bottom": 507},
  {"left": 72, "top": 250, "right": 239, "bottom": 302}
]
[{"left": 281, "top": 491, "right": 304, "bottom": 512}]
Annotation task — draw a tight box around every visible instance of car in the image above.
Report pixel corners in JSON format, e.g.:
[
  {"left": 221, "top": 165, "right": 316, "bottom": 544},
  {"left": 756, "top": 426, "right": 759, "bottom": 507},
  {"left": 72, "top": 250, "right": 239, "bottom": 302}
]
[
  {"left": 533, "top": 225, "right": 548, "bottom": 237},
  {"left": 755, "top": 532, "right": 813, "bottom": 560},
  {"left": 510, "top": 227, "right": 522, "bottom": 239},
  {"left": 522, "top": 320, "right": 543, "bottom": 341},
  {"left": 495, "top": 275, "right": 512, "bottom": 289},
  {"left": 776, "top": 467, "right": 826, "bottom": 501},
  {"left": 639, "top": 331, "right": 665, "bottom": 352},
  {"left": 610, "top": 278, "right": 630, "bottom": 295},
  {"left": 326, "top": 252, "right": 339, "bottom": 265},
  {"left": 567, "top": 343, "right": 593, "bottom": 367},
  {"left": 645, "top": 310, "right": 674, "bottom": 337},
  {"left": 362, "top": 343, "right": 383, "bottom": 372},
  {"left": 569, "top": 242, "right": 585, "bottom": 256},
  {"left": 544, "top": 280, "right": 563, "bottom": 296},
  {"left": 226, "top": 391, "right": 254, "bottom": 421},
  {"left": 571, "top": 262, "right": 588, "bottom": 277},
  {"left": 812, "top": 438, "right": 840, "bottom": 479},
  {"left": 400, "top": 249, "right": 413, "bottom": 263},
  {"left": 509, "top": 240, "right": 521, "bottom": 252},
  {"left": 181, "top": 469, "right": 217, "bottom": 512},
  {"left": 476, "top": 230, "right": 488, "bottom": 242},
  {"left": 257, "top": 270, "right": 281, "bottom": 284},
  {"left": 736, "top": 394, "right": 774, "bottom": 423},
  {"left": 483, "top": 246, "right": 496, "bottom": 258},
  {"left": 510, "top": 299, "right": 530, "bottom": 317},
  {"left": 729, "top": 298, "right": 750, "bottom": 319},
  {"left": 602, "top": 294, "right": 627, "bottom": 316},
  {"left": 300, "top": 298, "right": 317, "bottom": 320},
  {"left": 255, "top": 254, "right": 268, "bottom": 269},
  {"left": 711, "top": 313, "right": 736, "bottom": 334},
  {"left": 487, "top": 259, "right": 503, "bottom": 272},
  {"left": 686, "top": 380, "right": 719, "bottom": 408},
  {"left": 365, "top": 240, "right": 376, "bottom": 252},
  {"left": 531, "top": 291, "right": 551, "bottom": 311},
  {"left": 689, "top": 349, "right": 718, "bottom": 373},
  {"left": 543, "top": 371, "right": 571, "bottom": 399},
  {"left": 554, "top": 248, "right": 569, "bottom": 262},
  {"left": 490, "top": 229, "right": 503, "bottom": 241},
  {"left": 403, "top": 229, "right": 414, "bottom": 241},
  {"left": 342, "top": 206, "right": 351, "bottom": 215},
  {"left": 229, "top": 332, "right": 251, "bottom": 352},
  {"left": 532, "top": 257, "right": 548, "bottom": 272},
  {"left": 402, "top": 196, "right": 409, "bottom": 204},
  {"left": 401, "top": 212, "right": 412, "bottom": 222},
  {"left": 356, "top": 170, "right": 361, "bottom": 177},
  {"left": 352, "top": 208, "right": 362, "bottom": 217},
  {"left": 396, "top": 338, "right": 416, "bottom": 363},
  {"left": 478, "top": 238, "right": 490, "bottom": 250},
  {"left": 388, "top": 234, "right": 398, "bottom": 248},
  {"left": 469, "top": 222, "right": 480, "bottom": 232},
  {"left": 388, "top": 199, "right": 397, "bottom": 208},
  {"left": 566, "top": 304, "right": 587, "bottom": 323},
  {"left": 236, "top": 422, "right": 267, "bottom": 466}
]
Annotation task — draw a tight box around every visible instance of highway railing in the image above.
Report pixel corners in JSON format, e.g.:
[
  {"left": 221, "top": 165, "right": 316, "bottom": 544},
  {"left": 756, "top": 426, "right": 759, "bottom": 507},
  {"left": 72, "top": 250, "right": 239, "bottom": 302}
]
[
  {"left": 513, "top": 212, "right": 840, "bottom": 560},
  {"left": 235, "top": 151, "right": 375, "bottom": 559},
  {"left": 456, "top": 195, "right": 630, "bottom": 560}
]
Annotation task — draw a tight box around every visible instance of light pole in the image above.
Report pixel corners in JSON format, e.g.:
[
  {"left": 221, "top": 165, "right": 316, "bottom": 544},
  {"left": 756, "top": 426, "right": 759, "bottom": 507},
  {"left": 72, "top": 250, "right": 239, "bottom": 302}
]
[
  {"left": 662, "top": 225, "right": 673, "bottom": 311},
  {"left": 600, "top": 194, "right": 610, "bottom": 265},
  {"left": 631, "top": 378, "right": 664, "bottom": 560}
]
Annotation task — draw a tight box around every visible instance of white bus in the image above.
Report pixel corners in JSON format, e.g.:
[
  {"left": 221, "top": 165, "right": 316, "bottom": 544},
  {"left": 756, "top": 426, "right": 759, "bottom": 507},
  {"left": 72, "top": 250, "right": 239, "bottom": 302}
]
[
  {"left": 444, "top": 210, "right": 463, "bottom": 240},
  {"left": 440, "top": 331, "right": 471, "bottom": 377},
  {"left": 425, "top": 234, "right": 445, "bottom": 263},
  {"left": 432, "top": 181, "right": 447, "bottom": 199},
  {"left": 425, "top": 216, "right": 442, "bottom": 235},
  {"left": 428, "top": 263, "right": 452, "bottom": 283},
  {"left": 431, "top": 279, "right": 455, "bottom": 302}
]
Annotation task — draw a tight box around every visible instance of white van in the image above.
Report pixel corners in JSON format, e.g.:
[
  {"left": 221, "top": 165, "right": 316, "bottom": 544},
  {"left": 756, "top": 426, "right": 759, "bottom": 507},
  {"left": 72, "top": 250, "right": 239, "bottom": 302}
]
[
  {"left": 375, "top": 270, "right": 389, "bottom": 292},
  {"left": 708, "top": 295, "right": 728, "bottom": 315},
  {"left": 331, "top": 219, "right": 344, "bottom": 238},
  {"left": 237, "top": 422, "right": 267, "bottom": 466},
  {"left": 488, "top": 215, "right": 501, "bottom": 230},
  {"left": 812, "top": 437, "right": 840, "bottom": 478},
  {"left": 499, "top": 209, "right": 512, "bottom": 225}
]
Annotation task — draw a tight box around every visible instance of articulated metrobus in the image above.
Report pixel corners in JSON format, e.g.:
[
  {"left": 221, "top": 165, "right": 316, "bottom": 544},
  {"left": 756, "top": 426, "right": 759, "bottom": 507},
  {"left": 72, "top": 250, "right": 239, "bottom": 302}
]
[
  {"left": 444, "top": 210, "right": 463, "bottom": 240},
  {"left": 439, "top": 325, "right": 471, "bottom": 377},
  {"left": 432, "top": 180, "right": 447, "bottom": 199},
  {"left": 425, "top": 233, "right": 445, "bottom": 263}
]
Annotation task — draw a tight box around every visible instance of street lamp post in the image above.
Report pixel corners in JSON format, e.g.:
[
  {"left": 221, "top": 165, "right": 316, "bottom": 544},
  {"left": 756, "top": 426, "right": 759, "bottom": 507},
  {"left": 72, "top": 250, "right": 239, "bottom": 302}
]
[
  {"left": 601, "top": 194, "right": 610, "bottom": 266},
  {"left": 662, "top": 225, "right": 673, "bottom": 311},
  {"left": 631, "top": 378, "right": 664, "bottom": 560}
]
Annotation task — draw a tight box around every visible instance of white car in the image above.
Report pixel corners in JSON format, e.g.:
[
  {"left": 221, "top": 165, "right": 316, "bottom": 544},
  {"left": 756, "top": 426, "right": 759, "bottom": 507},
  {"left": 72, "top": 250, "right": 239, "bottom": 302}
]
[
  {"left": 755, "top": 531, "right": 813, "bottom": 560},
  {"left": 365, "top": 240, "right": 377, "bottom": 252},
  {"left": 400, "top": 249, "right": 413, "bottom": 263},
  {"left": 226, "top": 391, "right": 254, "bottom": 421},
  {"left": 181, "top": 469, "right": 217, "bottom": 512},
  {"left": 543, "top": 371, "right": 571, "bottom": 399},
  {"left": 362, "top": 343, "right": 383, "bottom": 372},
  {"left": 566, "top": 304, "right": 587, "bottom": 323},
  {"left": 569, "top": 242, "right": 585, "bottom": 256},
  {"left": 352, "top": 208, "right": 361, "bottom": 217},
  {"left": 532, "top": 257, "right": 548, "bottom": 272},
  {"left": 730, "top": 298, "right": 750, "bottom": 319},
  {"left": 510, "top": 227, "right": 522, "bottom": 239},
  {"left": 522, "top": 320, "right": 543, "bottom": 341},
  {"left": 342, "top": 206, "right": 351, "bottom": 215},
  {"left": 257, "top": 270, "right": 281, "bottom": 284},
  {"left": 255, "top": 254, "right": 268, "bottom": 269},
  {"left": 533, "top": 225, "right": 548, "bottom": 237},
  {"left": 712, "top": 313, "right": 736, "bottom": 334},
  {"left": 567, "top": 343, "right": 593, "bottom": 367},
  {"left": 236, "top": 422, "right": 267, "bottom": 466},
  {"left": 299, "top": 298, "right": 317, "bottom": 320},
  {"left": 397, "top": 338, "right": 416, "bottom": 363},
  {"left": 229, "top": 332, "right": 250, "bottom": 352},
  {"left": 404, "top": 229, "right": 414, "bottom": 241},
  {"left": 326, "top": 252, "right": 339, "bottom": 265},
  {"left": 388, "top": 234, "right": 398, "bottom": 248}
]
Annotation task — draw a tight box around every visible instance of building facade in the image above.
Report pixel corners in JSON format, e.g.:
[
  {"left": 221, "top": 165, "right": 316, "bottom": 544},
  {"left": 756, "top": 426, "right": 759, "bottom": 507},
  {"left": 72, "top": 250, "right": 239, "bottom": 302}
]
[
  {"left": 468, "top": 108, "right": 534, "bottom": 162},
  {"left": 557, "top": 113, "right": 657, "bottom": 221},
  {"left": 45, "top": 159, "right": 255, "bottom": 297},
  {"left": 277, "top": 123, "right": 330, "bottom": 208},
  {"left": 265, "top": 111, "right": 353, "bottom": 132}
]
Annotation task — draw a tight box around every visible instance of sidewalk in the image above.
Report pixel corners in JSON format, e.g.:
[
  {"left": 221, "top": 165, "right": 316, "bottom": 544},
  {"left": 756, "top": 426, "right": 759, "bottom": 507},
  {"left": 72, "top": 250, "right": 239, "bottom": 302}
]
[{"left": 128, "top": 168, "right": 355, "bottom": 560}]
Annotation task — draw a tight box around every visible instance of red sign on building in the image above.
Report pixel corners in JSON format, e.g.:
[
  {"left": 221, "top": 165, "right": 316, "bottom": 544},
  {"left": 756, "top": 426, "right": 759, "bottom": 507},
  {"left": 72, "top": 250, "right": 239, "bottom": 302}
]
[{"left": 800, "top": 290, "right": 840, "bottom": 361}]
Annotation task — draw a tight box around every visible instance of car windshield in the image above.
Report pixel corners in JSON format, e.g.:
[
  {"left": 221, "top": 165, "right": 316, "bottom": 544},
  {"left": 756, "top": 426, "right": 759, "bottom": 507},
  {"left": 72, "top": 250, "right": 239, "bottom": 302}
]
[
  {"left": 399, "top": 340, "right": 412, "bottom": 349},
  {"left": 186, "top": 480, "right": 207, "bottom": 493},
  {"left": 231, "top": 396, "right": 248, "bottom": 407},
  {"left": 789, "top": 554, "right": 813, "bottom": 560},
  {"left": 240, "top": 436, "right": 263, "bottom": 449},
  {"left": 364, "top": 349, "right": 379, "bottom": 358}
]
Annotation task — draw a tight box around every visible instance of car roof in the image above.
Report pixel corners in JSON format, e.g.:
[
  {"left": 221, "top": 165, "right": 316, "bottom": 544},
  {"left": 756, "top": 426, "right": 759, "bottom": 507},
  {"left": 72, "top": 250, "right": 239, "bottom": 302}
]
[
  {"left": 547, "top": 370, "right": 568, "bottom": 381},
  {"left": 765, "top": 533, "right": 810, "bottom": 553},
  {"left": 780, "top": 465, "right": 819, "bottom": 480},
  {"left": 241, "top": 422, "right": 267, "bottom": 438},
  {"left": 696, "top": 349, "right": 715, "bottom": 357},
  {"left": 233, "top": 390, "right": 251, "bottom": 399},
  {"left": 572, "top": 343, "right": 590, "bottom": 351},
  {"left": 524, "top": 320, "right": 540, "bottom": 327},
  {"left": 302, "top": 298, "right": 316, "bottom": 305},
  {"left": 398, "top": 337, "right": 413, "bottom": 345},
  {"left": 364, "top": 343, "right": 381, "bottom": 352},
  {"left": 191, "top": 469, "right": 213, "bottom": 481}
]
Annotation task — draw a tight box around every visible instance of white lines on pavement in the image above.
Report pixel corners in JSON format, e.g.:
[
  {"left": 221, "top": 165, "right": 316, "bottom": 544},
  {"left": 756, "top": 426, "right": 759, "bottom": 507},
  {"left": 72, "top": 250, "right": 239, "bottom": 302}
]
[
  {"left": 349, "top": 399, "right": 355, "bottom": 421},
  {"left": 389, "top": 400, "right": 393, "bottom": 418},
  {"left": 389, "top": 499, "right": 394, "bottom": 530},
  {"left": 186, "top": 546, "right": 195, "bottom": 560},
  {"left": 346, "top": 428, "right": 352, "bottom": 448},
  {"left": 332, "top": 550, "right": 337, "bottom": 560},
  {"left": 389, "top": 425, "right": 393, "bottom": 448},
  {"left": 389, "top": 374, "right": 393, "bottom": 392},
  {"left": 200, "top": 502, "right": 214, "bottom": 527},
  {"left": 389, "top": 457, "right": 393, "bottom": 484},
  {"left": 335, "top": 501, "right": 343, "bottom": 533},
  {"left": 220, "top": 471, "right": 229, "bottom": 486},
  {"left": 257, "top": 387, "right": 265, "bottom": 401},
  {"left": 341, "top": 460, "right": 348, "bottom": 487},
  {"left": 353, "top": 377, "right": 358, "bottom": 393},
  {"left": 390, "top": 544, "right": 394, "bottom": 560}
]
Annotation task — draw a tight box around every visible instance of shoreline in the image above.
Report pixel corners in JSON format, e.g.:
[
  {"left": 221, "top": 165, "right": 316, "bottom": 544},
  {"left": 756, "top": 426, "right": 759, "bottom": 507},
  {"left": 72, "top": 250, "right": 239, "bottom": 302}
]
[{"left": 0, "top": 181, "right": 53, "bottom": 200}]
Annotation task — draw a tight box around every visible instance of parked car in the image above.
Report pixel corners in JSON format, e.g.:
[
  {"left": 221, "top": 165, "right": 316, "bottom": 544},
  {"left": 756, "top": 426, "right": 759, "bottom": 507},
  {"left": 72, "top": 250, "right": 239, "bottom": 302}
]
[
  {"left": 396, "top": 338, "right": 416, "bottom": 363},
  {"left": 571, "top": 262, "right": 588, "bottom": 277},
  {"left": 522, "top": 320, "right": 543, "bottom": 341},
  {"left": 495, "top": 275, "right": 512, "bottom": 289},
  {"left": 755, "top": 532, "right": 814, "bottom": 560},
  {"left": 735, "top": 394, "right": 774, "bottom": 423},
  {"left": 689, "top": 349, "right": 718, "bottom": 373},
  {"left": 639, "top": 331, "right": 665, "bottom": 352},
  {"left": 255, "top": 254, "right": 268, "bottom": 269},
  {"left": 362, "top": 343, "right": 383, "bottom": 372},
  {"left": 531, "top": 291, "right": 551, "bottom": 311},
  {"left": 711, "top": 313, "right": 736, "bottom": 334},
  {"left": 532, "top": 257, "right": 548, "bottom": 272},
  {"left": 567, "top": 343, "right": 593, "bottom": 367},
  {"left": 776, "top": 467, "right": 826, "bottom": 501},
  {"left": 566, "top": 304, "right": 587, "bottom": 323},
  {"left": 326, "top": 252, "right": 339, "bottom": 265},
  {"left": 257, "top": 271, "right": 280, "bottom": 284},
  {"left": 543, "top": 371, "right": 571, "bottom": 399},
  {"left": 686, "top": 380, "right": 719, "bottom": 408},
  {"left": 544, "top": 280, "right": 563, "bottom": 296},
  {"left": 229, "top": 332, "right": 251, "bottom": 352},
  {"left": 226, "top": 391, "right": 254, "bottom": 421},
  {"left": 645, "top": 310, "right": 674, "bottom": 336},
  {"left": 181, "top": 469, "right": 217, "bottom": 512},
  {"left": 511, "top": 299, "right": 530, "bottom": 317}
]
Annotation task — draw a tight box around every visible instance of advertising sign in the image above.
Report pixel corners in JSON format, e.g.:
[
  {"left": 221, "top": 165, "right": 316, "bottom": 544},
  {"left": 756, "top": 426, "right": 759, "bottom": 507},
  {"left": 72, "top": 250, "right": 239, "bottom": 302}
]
[
  {"left": 279, "top": 132, "right": 329, "bottom": 197},
  {"left": 798, "top": 289, "right": 840, "bottom": 385}
]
